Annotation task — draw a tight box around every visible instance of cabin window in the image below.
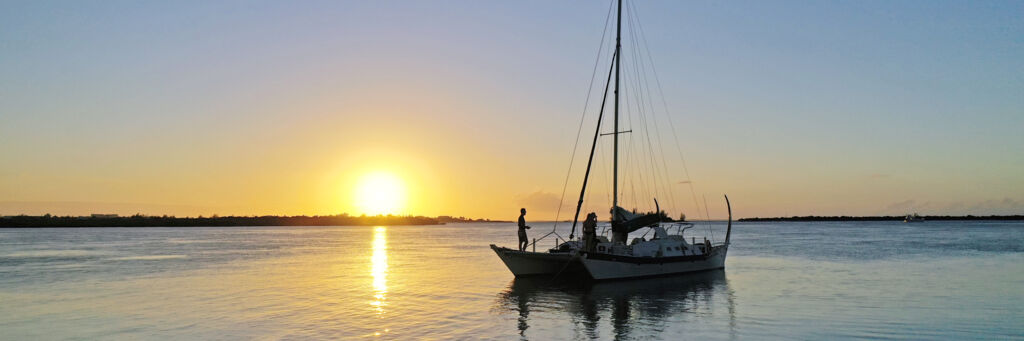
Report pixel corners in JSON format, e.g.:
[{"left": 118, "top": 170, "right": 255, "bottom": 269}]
[{"left": 598, "top": 246, "right": 605, "bottom": 252}]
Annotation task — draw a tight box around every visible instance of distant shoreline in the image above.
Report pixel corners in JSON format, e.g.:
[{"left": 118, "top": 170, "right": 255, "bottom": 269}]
[
  {"left": 0, "top": 214, "right": 506, "bottom": 227},
  {"left": 739, "top": 215, "right": 1024, "bottom": 222}
]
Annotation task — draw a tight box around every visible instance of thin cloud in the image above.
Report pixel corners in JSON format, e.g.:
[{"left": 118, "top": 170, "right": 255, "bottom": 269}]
[
  {"left": 514, "top": 191, "right": 564, "bottom": 212},
  {"left": 969, "top": 197, "right": 1023, "bottom": 213},
  {"left": 884, "top": 198, "right": 1022, "bottom": 215},
  {"left": 885, "top": 199, "right": 916, "bottom": 211}
]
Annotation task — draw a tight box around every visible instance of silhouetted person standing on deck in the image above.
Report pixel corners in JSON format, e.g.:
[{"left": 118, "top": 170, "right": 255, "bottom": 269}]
[
  {"left": 518, "top": 208, "right": 531, "bottom": 251},
  {"left": 583, "top": 212, "right": 598, "bottom": 252}
]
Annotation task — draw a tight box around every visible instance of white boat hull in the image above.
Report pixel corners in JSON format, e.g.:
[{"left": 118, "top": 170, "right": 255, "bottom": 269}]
[
  {"left": 490, "top": 244, "right": 577, "bottom": 277},
  {"left": 579, "top": 246, "right": 727, "bottom": 280}
]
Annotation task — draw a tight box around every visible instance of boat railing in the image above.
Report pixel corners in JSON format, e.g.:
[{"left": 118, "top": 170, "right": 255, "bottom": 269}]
[
  {"left": 526, "top": 222, "right": 700, "bottom": 251},
  {"left": 527, "top": 230, "right": 565, "bottom": 252},
  {"left": 598, "top": 223, "right": 613, "bottom": 238},
  {"left": 527, "top": 222, "right": 620, "bottom": 252},
  {"left": 661, "top": 221, "right": 695, "bottom": 235}
]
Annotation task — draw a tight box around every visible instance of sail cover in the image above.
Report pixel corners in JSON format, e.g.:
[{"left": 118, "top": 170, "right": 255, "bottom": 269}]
[{"left": 611, "top": 206, "right": 661, "bottom": 235}]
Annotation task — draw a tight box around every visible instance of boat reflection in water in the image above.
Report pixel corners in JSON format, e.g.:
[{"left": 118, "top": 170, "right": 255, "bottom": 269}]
[{"left": 496, "top": 270, "right": 735, "bottom": 339}]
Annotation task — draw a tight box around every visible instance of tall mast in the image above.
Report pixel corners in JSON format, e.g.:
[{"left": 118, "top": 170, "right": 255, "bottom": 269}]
[
  {"left": 613, "top": 0, "right": 621, "bottom": 210},
  {"left": 568, "top": 51, "right": 616, "bottom": 240}
]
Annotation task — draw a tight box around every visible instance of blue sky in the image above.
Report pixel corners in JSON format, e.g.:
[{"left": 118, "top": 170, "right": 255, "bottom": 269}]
[{"left": 1, "top": 0, "right": 1022, "bottom": 218}]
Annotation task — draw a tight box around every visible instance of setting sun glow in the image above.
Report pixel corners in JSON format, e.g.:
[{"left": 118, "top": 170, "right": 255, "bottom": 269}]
[{"left": 354, "top": 172, "right": 406, "bottom": 215}]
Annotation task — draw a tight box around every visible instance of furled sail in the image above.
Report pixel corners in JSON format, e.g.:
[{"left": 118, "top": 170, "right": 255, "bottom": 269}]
[{"left": 610, "top": 206, "right": 661, "bottom": 243}]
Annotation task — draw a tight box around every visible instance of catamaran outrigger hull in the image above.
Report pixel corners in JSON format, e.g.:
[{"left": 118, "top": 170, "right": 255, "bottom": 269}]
[
  {"left": 490, "top": 244, "right": 577, "bottom": 277},
  {"left": 579, "top": 246, "right": 727, "bottom": 280}
]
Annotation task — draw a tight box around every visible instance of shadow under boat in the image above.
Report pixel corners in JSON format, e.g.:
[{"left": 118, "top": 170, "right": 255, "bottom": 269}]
[
  {"left": 495, "top": 269, "right": 735, "bottom": 339},
  {"left": 504, "top": 268, "right": 727, "bottom": 298}
]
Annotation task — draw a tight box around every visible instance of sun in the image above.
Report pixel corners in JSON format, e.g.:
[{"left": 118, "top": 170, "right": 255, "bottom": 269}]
[{"left": 354, "top": 172, "right": 407, "bottom": 215}]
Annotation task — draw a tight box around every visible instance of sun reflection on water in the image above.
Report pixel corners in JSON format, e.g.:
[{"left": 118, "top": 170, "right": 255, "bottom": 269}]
[{"left": 370, "top": 226, "right": 388, "bottom": 317}]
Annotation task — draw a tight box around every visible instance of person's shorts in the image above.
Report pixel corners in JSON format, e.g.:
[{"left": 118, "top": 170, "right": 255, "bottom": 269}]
[{"left": 518, "top": 230, "right": 527, "bottom": 242}]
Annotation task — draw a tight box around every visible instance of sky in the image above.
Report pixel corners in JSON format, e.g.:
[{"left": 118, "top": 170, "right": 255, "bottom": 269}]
[{"left": 1, "top": 0, "right": 1022, "bottom": 219}]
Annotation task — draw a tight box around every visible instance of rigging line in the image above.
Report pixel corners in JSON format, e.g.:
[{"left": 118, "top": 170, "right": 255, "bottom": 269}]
[
  {"left": 595, "top": 113, "right": 613, "bottom": 211},
  {"left": 626, "top": 139, "right": 638, "bottom": 210},
  {"left": 702, "top": 194, "right": 715, "bottom": 243},
  {"left": 612, "top": 0, "right": 621, "bottom": 212},
  {"left": 628, "top": 160, "right": 637, "bottom": 210},
  {"left": 622, "top": 2, "right": 647, "bottom": 210},
  {"left": 599, "top": 133, "right": 611, "bottom": 208},
  {"left": 630, "top": 1, "right": 679, "bottom": 217},
  {"left": 589, "top": 124, "right": 610, "bottom": 213},
  {"left": 631, "top": 2, "right": 707, "bottom": 223},
  {"left": 626, "top": 65, "right": 654, "bottom": 211},
  {"left": 619, "top": 62, "right": 632, "bottom": 206},
  {"left": 627, "top": 126, "right": 642, "bottom": 210},
  {"left": 594, "top": 128, "right": 609, "bottom": 208},
  {"left": 585, "top": 138, "right": 598, "bottom": 212},
  {"left": 621, "top": 63, "right": 643, "bottom": 209},
  {"left": 629, "top": 4, "right": 679, "bottom": 218},
  {"left": 569, "top": 48, "right": 618, "bottom": 240},
  {"left": 627, "top": 0, "right": 677, "bottom": 213},
  {"left": 621, "top": 67, "right": 646, "bottom": 209},
  {"left": 552, "top": 0, "right": 616, "bottom": 231},
  {"left": 619, "top": 71, "right": 632, "bottom": 208},
  {"left": 626, "top": 9, "right": 659, "bottom": 212},
  {"left": 622, "top": 5, "right": 639, "bottom": 210},
  {"left": 632, "top": 145, "right": 647, "bottom": 210},
  {"left": 623, "top": 91, "right": 648, "bottom": 211},
  {"left": 625, "top": 13, "right": 663, "bottom": 212}
]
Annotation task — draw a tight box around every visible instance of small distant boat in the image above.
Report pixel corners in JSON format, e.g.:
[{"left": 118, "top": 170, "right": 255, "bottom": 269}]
[
  {"left": 491, "top": 0, "right": 732, "bottom": 281},
  {"left": 904, "top": 213, "right": 925, "bottom": 223}
]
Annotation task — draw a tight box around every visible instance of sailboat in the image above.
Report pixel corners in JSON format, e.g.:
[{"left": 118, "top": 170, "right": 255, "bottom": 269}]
[
  {"left": 904, "top": 213, "right": 925, "bottom": 223},
  {"left": 491, "top": 0, "right": 733, "bottom": 281}
]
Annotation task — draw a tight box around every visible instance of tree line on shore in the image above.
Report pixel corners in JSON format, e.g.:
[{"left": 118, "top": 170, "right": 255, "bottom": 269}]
[
  {"left": 0, "top": 213, "right": 496, "bottom": 227},
  {"left": 739, "top": 215, "right": 1024, "bottom": 222}
]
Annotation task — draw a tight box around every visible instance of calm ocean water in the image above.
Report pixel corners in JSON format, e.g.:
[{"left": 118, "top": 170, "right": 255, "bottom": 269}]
[{"left": 1, "top": 221, "right": 1022, "bottom": 340}]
